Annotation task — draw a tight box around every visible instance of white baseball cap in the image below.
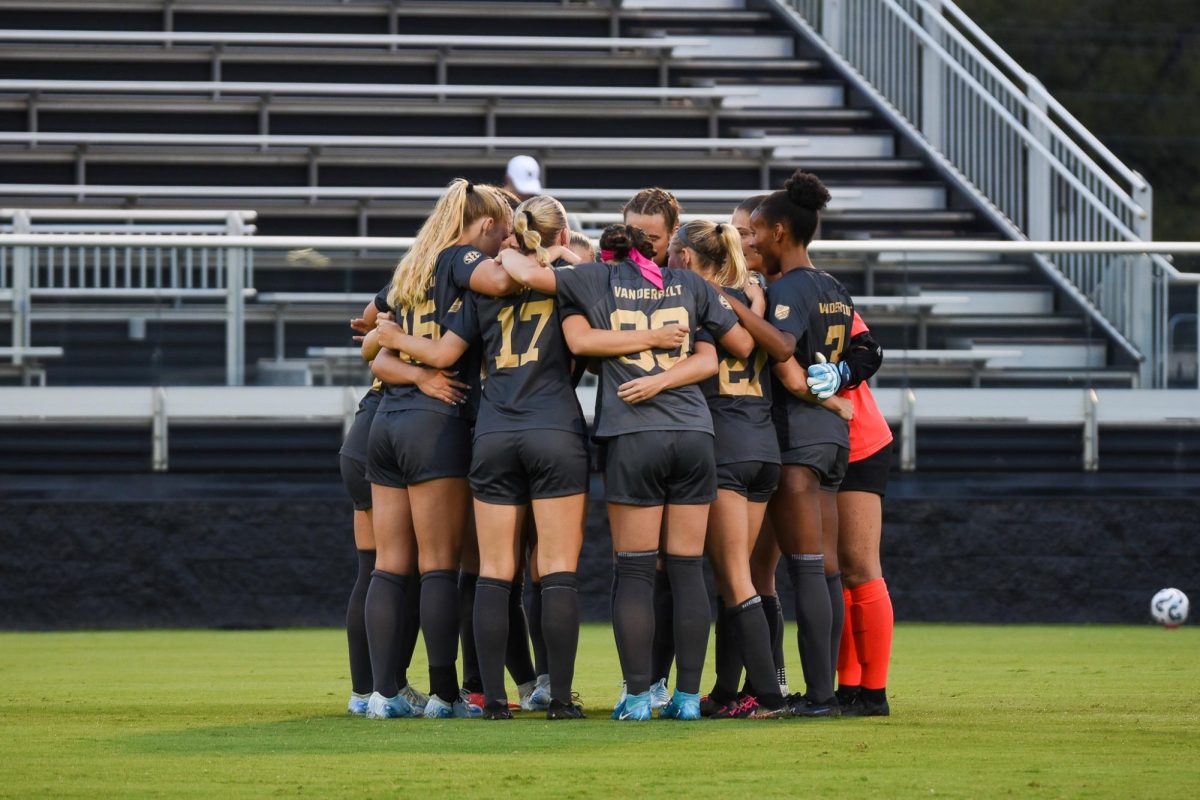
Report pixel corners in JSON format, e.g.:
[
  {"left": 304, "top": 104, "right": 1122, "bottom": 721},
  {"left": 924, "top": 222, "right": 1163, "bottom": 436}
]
[{"left": 506, "top": 154, "right": 542, "bottom": 195}]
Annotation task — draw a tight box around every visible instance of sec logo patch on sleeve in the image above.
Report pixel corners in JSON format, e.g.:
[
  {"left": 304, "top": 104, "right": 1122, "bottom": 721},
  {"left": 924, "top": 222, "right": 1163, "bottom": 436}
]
[
  {"left": 718, "top": 296, "right": 733, "bottom": 310},
  {"left": 774, "top": 304, "right": 791, "bottom": 321},
  {"left": 463, "top": 250, "right": 482, "bottom": 265},
  {"left": 448, "top": 297, "right": 464, "bottom": 313}
]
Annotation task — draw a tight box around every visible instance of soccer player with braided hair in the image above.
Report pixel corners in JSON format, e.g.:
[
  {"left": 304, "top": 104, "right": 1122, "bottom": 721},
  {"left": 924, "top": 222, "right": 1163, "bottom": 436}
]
[
  {"left": 499, "top": 221, "right": 756, "bottom": 721},
  {"left": 713, "top": 171, "right": 855, "bottom": 716}
]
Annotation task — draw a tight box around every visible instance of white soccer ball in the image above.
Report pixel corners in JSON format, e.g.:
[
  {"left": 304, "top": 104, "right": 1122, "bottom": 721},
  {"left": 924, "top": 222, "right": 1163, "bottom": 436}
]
[{"left": 1150, "top": 588, "right": 1189, "bottom": 627}]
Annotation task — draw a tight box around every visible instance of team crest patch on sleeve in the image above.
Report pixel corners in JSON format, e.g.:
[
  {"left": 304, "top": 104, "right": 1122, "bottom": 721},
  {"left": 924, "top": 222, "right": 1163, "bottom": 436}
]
[
  {"left": 463, "top": 250, "right": 482, "bottom": 265},
  {"left": 774, "top": 304, "right": 791, "bottom": 321},
  {"left": 718, "top": 296, "right": 733, "bottom": 310},
  {"left": 448, "top": 298, "right": 464, "bottom": 313}
]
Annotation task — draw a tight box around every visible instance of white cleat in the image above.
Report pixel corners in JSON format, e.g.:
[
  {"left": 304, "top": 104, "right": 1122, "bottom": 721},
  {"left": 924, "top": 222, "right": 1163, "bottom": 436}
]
[
  {"left": 424, "top": 695, "right": 483, "bottom": 719},
  {"left": 366, "top": 691, "right": 416, "bottom": 719},
  {"left": 347, "top": 692, "right": 370, "bottom": 716},
  {"left": 519, "top": 675, "right": 552, "bottom": 711},
  {"left": 649, "top": 678, "right": 670, "bottom": 710},
  {"left": 398, "top": 682, "right": 430, "bottom": 714}
]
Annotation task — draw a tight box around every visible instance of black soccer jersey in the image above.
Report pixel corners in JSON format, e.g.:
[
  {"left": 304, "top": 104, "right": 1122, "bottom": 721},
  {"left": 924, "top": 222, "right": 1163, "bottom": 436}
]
[
  {"left": 700, "top": 287, "right": 780, "bottom": 466},
  {"left": 378, "top": 245, "right": 484, "bottom": 419},
  {"left": 555, "top": 260, "right": 738, "bottom": 439},
  {"left": 767, "top": 267, "right": 854, "bottom": 449},
  {"left": 444, "top": 279, "right": 584, "bottom": 439}
]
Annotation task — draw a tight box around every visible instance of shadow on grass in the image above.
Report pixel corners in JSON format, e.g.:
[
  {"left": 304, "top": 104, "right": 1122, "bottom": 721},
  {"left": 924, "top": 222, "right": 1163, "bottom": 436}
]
[{"left": 117, "top": 712, "right": 732, "bottom": 757}]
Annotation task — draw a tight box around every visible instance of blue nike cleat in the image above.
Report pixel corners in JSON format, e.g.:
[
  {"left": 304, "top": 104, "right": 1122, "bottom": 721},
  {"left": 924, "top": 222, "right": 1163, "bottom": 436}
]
[
  {"left": 366, "top": 691, "right": 416, "bottom": 719},
  {"left": 612, "top": 689, "right": 652, "bottom": 721},
  {"left": 660, "top": 689, "right": 702, "bottom": 720}
]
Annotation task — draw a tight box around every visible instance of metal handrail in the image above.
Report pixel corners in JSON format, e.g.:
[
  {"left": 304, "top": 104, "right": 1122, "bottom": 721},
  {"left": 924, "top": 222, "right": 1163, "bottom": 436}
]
[
  {"left": 938, "top": 0, "right": 1146, "bottom": 192},
  {"left": 771, "top": 0, "right": 1174, "bottom": 386},
  {"left": 3, "top": 234, "right": 1196, "bottom": 390},
  {"left": 0, "top": 29, "right": 706, "bottom": 50},
  {"left": 0, "top": 79, "right": 756, "bottom": 102},
  {"left": 0, "top": 130, "right": 817, "bottom": 152}
]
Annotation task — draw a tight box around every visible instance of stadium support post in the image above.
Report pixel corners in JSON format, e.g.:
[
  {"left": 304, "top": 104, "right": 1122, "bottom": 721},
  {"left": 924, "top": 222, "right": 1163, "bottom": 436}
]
[{"left": 224, "top": 213, "right": 246, "bottom": 386}]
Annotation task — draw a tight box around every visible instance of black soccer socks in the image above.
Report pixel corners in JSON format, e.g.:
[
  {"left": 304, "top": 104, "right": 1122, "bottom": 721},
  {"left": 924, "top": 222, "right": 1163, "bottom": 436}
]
[
  {"left": 364, "top": 568, "right": 408, "bottom": 698},
  {"left": 729, "top": 596, "right": 785, "bottom": 710},
  {"left": 712, "top": 596, "right": 743, "bottom": 702},
  {"left": 421, "top": 569, "right": 462, "bottom": 704},
  {"left": 786, "top": 553, "right": 835, "bottom": 703},
  {"left": 665, "top": 554, "right": 710, "bottom": 696},
  {"left": 347, "top": 549, "right": 375, "bottom": 696},
  {"left": 651, "top": 568, "right": 675, "bottom": 686},
  {"left": 613, "top": 550, "right": 657, "bottom": 694},
  {"left": 473, "top": 577, "right": 512, "bottom": 707},
  {"left": 527, "top": 579, "right": 549, "bottom": 676},
  {"left": 826, "top": 571, "right": 845, "bottom": 682},
  {"left": 540, "top": 571, "right": 581, "bottom": 703},
  {"left": 505, "top": 575, "right": 537, "bottom": 686},
  {"left": 458, "top": 572, "right": 482, "bottom": 693}
]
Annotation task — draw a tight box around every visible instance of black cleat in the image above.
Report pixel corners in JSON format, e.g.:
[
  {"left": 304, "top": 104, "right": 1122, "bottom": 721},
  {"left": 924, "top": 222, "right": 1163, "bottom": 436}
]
[
  {"left": 835, "top": 685, "right": 861, "bottom": 707},
  {"left": 699, "top": 694, "right": 720, "bottom": 717},
  {"left": 482, "top": 701, "right": 513, "bottom": 720},
  {"left": 546, "top": 699, "right": 586, "bottom": 720},
  {"left": 787, "top": 693, "right": 840, "bottom": 718},
  {"left": 841, "top": 695, "right": 890, "bottom": 717}
]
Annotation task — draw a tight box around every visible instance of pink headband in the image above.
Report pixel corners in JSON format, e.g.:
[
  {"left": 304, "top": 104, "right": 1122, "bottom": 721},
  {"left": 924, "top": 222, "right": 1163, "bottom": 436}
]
[{"left": 600, "top": 247, "right": 664, "bottom": 290}]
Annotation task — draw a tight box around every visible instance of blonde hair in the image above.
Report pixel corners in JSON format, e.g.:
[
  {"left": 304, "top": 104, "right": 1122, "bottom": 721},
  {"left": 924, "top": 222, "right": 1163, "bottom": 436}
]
[
  {"left": 673, "top": 220, "right": 748, "bottom": 290},
  {"left": 568, "top": 230, "right": 596, "bottom": 261},
  {"left": 389, "top": 178, "right": 510, "bottom": 309},
  {"left": 512, "top": 195, "right": 568, "bottom": 267}
]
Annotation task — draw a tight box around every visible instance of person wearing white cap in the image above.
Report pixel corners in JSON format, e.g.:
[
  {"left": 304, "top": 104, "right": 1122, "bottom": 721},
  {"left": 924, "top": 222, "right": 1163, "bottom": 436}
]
[{"left": 505, "top": 155, "right": 543, "bottom": 200}]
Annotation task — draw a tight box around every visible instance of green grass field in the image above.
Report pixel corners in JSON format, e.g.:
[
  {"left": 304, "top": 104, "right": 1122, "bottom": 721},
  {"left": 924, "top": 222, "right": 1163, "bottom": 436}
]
[{"left": 2, "top": 624, "right": 1197, "bottom": 798}]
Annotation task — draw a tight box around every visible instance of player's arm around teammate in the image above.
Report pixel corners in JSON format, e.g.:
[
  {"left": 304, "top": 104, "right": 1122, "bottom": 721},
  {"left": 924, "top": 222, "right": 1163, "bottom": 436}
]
[
  {"left": 549, "top": 224, "right": 748, "bottom": 721},
  {"left": 669, "top": 220, "right": 790, "bottom": 718},
  {"left": 362, "top": 178, "right": 512, "bottom": 720},
  {"left": 751, "top": 171, "right": 855, "bottom": 716}
]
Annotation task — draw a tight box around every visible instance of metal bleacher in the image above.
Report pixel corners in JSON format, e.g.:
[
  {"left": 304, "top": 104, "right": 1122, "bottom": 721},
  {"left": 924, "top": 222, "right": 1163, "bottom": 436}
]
[{"left": 0, "top": 0, "right": 1196, "bottom": 477}]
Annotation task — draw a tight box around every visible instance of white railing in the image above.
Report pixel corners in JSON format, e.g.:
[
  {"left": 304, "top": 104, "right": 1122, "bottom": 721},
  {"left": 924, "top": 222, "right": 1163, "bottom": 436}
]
[
  {"left": 1, "top": 213, "right": 256, "bottom": 385},
  {"left": 0, "top": 385, "right": 1194, "bottom": 473},
  {"left": 1, "top": 232, "right": 1197, "bottom": 390},
  {"left": 771, "top": 0, "right": 1183, "bottom": 387}
]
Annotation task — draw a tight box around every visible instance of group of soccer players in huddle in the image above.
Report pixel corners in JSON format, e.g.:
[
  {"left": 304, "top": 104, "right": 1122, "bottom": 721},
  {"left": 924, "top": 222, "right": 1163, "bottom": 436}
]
[{"left": 336, "top": 169, "right": 895, "bottom": 721}]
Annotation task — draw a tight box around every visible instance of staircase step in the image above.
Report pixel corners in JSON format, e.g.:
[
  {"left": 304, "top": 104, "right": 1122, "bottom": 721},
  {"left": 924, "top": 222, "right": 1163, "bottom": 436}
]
[
  {"left": 717, "top": 83, "right": 844, "bottom": 108},
  {"left": 959, "top": 338, "right": 1108, "bottom": 369},
  {"left": 919, "top": 288, "right": 1055, "bottom": 316}
]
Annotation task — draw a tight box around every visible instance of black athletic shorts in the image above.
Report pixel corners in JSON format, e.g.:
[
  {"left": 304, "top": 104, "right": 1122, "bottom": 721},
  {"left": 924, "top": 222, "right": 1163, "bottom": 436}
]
[
  {"left": 839, "top": 445, "right": 891, "bottom": 497},
  {"left": 339, "top": 454, "right": 373, "bottom": 511},
  {"left": 780, "top": 443, "right": 850, "bottom": 492},
  {"left": 470, "top": 429, "right": 590, "bottom": 505},
  {"left": 365, "top": 409, "right": 470, "bottom": 488},
  {"left": 605, "top": 430, "right": 717, "bottom": 507},
  {"left": 716, "top": 460, "right": 781, "bottom": 503}
]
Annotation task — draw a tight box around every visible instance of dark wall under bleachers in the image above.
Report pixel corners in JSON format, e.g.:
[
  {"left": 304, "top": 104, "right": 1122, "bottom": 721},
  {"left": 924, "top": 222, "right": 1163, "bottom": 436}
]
[{"left": 2, "top": 471, "right": 1196, "bottom": 630}]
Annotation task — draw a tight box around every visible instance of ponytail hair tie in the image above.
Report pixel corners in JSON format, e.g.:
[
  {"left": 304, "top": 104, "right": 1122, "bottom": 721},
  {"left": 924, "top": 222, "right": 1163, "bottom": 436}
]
[
  {"left": 465, "top": 181, "right": 475, "bottom": 194},
  {"left": 523, "top": 209, "right": 535, "bottom": 228}
]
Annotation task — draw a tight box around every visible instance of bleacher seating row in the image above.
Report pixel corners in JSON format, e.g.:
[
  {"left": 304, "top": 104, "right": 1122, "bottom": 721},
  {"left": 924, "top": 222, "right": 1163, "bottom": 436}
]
[{"left": 0, "top": 0, "right": 1139, "bottom": 388}]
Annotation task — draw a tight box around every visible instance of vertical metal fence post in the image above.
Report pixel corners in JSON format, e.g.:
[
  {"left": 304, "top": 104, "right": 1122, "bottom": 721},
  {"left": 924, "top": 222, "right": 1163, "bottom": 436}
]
[
  {"left": 1025, "top": 81, "right": 1051, "bottom": 240},
  {"left": 152, "top": 386, "right": 169, "bottom": 472},
  {"left": 343, "top": 385, "right": 359, "bottom": 440},
  {"left": 1131, "top": 171, "right": 1153, "bottom": 241},
  {"left": 11, "top": 211, "right": 31, "bottom": 366},
  {"left": 1082, "top": 389, "right": 1099, "bottom": 472},
  {"left": 900, "top": 388, "right": 917, "bottom": 472},
  {"left": 820, "top": 0, "right": 845, "bottom": 52},
  {"left": 920, "top": 0, "right": 944, "bottom": 151},
  {"left": 225, "top": 213, "right": 246, "bottom": 386}
]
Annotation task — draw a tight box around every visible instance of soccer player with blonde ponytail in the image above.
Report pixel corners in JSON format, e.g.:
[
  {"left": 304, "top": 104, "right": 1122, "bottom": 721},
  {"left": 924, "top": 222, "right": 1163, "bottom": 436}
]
[
  {"left": 667, "top": 220, "right": 788, "bottom": 717},
  {"left": 363, "top": 177, "right": 515, "bottom": 720}
]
